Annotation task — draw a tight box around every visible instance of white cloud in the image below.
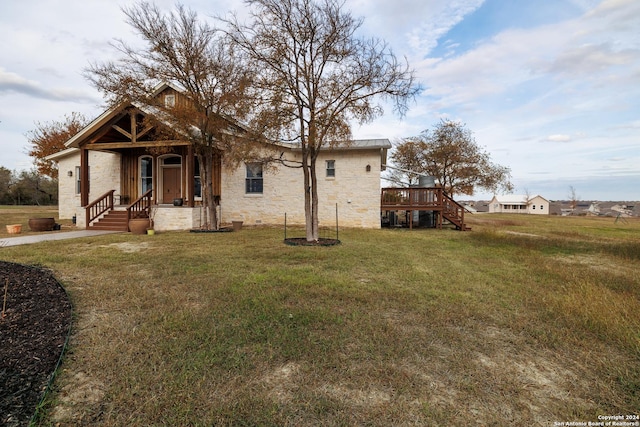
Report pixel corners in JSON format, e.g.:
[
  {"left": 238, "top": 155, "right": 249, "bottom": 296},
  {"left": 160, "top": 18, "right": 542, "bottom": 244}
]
[
  {"left": 0, "top": 68, "right": 97, "bottom": 103},
  {"left": 546, "top": 134, "right": 572, "bottom": 142}
]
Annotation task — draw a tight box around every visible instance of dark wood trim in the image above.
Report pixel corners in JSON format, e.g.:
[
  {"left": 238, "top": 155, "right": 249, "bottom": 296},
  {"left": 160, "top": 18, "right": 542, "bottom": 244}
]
[
  {"left": 84, "top": 140, "right": 189, "bottom": 150},
  {"left": 80, "top": 148, "right": 89, "bottom": 207},
  {"left": 187, "top": 145, "right": 195, "bottom": 207}
]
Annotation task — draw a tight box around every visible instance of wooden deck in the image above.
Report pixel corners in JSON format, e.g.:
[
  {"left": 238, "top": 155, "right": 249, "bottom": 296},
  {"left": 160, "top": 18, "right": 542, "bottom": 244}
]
[{"left": 381, "top": 187, "right": 469, "bottom": 230}]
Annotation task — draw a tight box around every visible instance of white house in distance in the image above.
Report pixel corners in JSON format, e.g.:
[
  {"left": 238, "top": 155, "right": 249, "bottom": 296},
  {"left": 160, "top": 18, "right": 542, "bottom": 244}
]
[
  {"left": 46, "top": 83, "right": 391, "bottom": 231},
  {"left": 488, "top": 194, "right": 550, "bottom": 215}
]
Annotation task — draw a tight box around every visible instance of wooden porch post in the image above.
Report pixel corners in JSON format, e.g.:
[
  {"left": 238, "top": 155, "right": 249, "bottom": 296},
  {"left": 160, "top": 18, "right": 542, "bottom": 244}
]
[
  {"left": 80, "top": 147, "right": 89, "bottom": 207},
  {"left": 187, "top": 145, "right": 195, "bottom": 208}
]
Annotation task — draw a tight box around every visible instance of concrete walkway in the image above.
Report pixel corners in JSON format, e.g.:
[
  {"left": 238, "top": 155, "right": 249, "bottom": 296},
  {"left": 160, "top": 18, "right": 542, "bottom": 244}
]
[{"left": 0, "top": 230, "right": 122, "bottom": 247}]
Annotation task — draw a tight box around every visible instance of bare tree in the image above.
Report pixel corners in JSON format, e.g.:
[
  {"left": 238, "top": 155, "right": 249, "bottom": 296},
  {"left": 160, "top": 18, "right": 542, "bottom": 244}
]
[
  {"left": 392, "top": 120, "right": 513, "bottom": 196},
  {"left": 86, "top": 2, "right": 256, "bottom": 230},
  {"left": 385, "top": 138, "right": 426, "bottom": 186},
  {"left": 226, "top": 0, "right": 418, "bottom": 241},
  {"left": 568, "top": 185, "right": 580, "bottom": 212}
]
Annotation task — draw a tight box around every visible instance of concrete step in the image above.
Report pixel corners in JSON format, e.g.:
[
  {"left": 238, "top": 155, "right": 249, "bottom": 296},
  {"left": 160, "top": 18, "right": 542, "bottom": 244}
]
[{"left": 90, "top": 223, "right": 129, "bottom": 231}]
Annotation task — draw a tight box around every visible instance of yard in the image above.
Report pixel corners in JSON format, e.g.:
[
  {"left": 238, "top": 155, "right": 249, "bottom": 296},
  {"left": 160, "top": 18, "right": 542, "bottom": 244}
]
[{"left": 1, "top": 206, "right": 639, "bottom": 426}]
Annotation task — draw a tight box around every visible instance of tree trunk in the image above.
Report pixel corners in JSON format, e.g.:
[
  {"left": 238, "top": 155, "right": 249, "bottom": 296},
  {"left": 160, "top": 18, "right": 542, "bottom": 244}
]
[
  {"left": 302, "top": 150, "right": 313, "bottom": 241},
  {"left": 310, "top": 155, "right": 319, "bottom": 241},
  {"left": 199, "top": 150, "right": 219, "bottom": 230}
]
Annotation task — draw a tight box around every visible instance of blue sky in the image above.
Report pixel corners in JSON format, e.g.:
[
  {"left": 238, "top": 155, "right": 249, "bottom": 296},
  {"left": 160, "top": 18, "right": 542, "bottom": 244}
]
[{"left": 0, "top": 0, "right": 638, "bottom": 201}]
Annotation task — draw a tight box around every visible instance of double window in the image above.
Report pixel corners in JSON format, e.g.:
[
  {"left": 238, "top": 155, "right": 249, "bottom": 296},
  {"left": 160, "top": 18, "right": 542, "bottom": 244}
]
[{"left": 246, "top": 163, "right": 263, "bottom": 194}]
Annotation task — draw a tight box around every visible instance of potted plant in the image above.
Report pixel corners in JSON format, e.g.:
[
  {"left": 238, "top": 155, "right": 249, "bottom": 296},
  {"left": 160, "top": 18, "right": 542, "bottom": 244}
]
[
  {"left": 6, "top": 224, "right": 22, "bottom": 234},
  {"left": 147, "top": 206, "right": 157, "bottom": 235}
]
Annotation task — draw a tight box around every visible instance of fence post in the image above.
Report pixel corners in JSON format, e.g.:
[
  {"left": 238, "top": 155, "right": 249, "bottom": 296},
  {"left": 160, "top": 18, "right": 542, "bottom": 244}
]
[{"left": 335, "top": 203, "right": 339, "bottom": 241}]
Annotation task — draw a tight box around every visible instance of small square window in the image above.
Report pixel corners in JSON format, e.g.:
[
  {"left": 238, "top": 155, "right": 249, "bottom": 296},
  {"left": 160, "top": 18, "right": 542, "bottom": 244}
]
[
  {"left": 165, "top": 94, "right": 175, "bottom": 108},
  {"left": 326, "top": 160, "right": 335, "bottom": 177}
]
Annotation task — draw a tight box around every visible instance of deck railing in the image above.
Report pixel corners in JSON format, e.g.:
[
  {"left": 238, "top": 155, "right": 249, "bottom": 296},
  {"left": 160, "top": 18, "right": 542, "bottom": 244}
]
[
  {"left": 381, "top": 187, "right": 442, "bottom": 210},
  {"left": 127, "top": 189, "right": 153, "bottom": 221},
  {"left": 85, "top": 190, "right": 115, "bottom": 228}
]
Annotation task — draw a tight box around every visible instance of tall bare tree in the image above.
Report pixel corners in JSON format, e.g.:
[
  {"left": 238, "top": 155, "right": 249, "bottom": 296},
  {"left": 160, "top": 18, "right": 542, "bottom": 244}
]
[
  {"left": 86, "top": 2, "right": 256, "bottom": 230},
  {"left": 226, "top": 0, "right": 418, "bottom": 241},
  {"left": 26, "top": 112, "right": 87, "bottom": 179},
  {"left": 392, "top": 120, "right": 513, "bottom": 196}
]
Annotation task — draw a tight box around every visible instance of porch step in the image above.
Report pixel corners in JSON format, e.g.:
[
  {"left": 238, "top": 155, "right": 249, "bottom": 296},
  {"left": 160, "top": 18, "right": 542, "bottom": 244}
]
[{"left": 89, "top": 210, "right": 129, "bottom": 231}]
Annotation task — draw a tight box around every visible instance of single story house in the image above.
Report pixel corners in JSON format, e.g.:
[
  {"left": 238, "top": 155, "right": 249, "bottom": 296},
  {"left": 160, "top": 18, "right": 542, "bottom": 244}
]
[
  {"left": 488, "top": 194, "right": 550, "bottom": 215},
  {"left": 47, "top": 84, "right": 391, "bottom": 231}
]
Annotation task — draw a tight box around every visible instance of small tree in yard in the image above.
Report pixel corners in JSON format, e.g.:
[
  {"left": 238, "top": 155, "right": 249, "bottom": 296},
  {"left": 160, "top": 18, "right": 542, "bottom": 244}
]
[
  {"left": 226, "top": 0, "right": 418, "bottom": 241},
  {"left": 86, "top": 2, "right": 256, "bottom": 230},
  {"left": 26, "top": 112, "right": 87, "bottom": 179},
  {"left": 392, "top": 120, "right": 513, "bottom": 196}
]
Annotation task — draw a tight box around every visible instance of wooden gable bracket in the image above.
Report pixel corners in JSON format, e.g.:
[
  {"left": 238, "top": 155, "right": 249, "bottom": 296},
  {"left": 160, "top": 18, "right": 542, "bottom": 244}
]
[
  {"left": 111, "top": 124, "right": 132, "bottom": 140},
  {"left": 110, "top": 107, "right": 155, "bottom": 143}
]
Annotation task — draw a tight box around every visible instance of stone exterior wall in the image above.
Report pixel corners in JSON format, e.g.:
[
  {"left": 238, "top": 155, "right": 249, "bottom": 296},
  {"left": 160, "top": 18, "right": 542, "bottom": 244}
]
[
  {"left": 56, "top": 151, "right": 121, "bottom": 227},
  {"left": 54, "top": 147, "right": 384, "bottom": 230},
  {"left": 220, "top": 149, "right": 383, "bottom": 228},
  {"left": 153, "top": 206, "right": 205, "bottom": 231}
]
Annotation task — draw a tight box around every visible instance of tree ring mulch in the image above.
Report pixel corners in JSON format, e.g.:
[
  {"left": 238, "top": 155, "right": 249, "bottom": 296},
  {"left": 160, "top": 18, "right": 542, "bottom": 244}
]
[
  {"left": 284, "top": 238, "right": 341, "bottom": 246},
  {"left": 0, "top": 261, "right": 73, "bottom": 427}
]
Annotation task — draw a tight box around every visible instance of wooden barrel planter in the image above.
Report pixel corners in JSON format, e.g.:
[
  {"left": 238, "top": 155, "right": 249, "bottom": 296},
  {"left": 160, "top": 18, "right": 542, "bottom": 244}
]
[
  {"left": 128, "top": 218, "right": 150, "bottom": 235},
  {"left": 28, "top": 217, "right": 56, "bottom": 232}
]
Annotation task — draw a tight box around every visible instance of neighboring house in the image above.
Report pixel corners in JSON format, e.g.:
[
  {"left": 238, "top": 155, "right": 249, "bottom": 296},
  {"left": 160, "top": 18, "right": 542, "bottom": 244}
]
[
  {"left": 488, "top": 194, "right": 550, "bottom": 215},
  {"left": 47, "top": 84, "right": 390, "bottom": 231}
]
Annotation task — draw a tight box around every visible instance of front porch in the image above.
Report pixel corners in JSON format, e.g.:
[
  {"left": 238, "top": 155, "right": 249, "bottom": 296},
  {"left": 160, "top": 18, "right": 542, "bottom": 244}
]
[{"left": 85, "top": 190, "right": 212, "bottom": 232}]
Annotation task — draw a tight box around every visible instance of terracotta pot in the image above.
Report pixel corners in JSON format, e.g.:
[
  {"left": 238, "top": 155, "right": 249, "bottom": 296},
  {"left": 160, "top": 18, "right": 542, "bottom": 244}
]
[
  {"left": 129, "top": 218, "right": 150, "bottom": 234},
  {"left": 6, "top": 224, "right": 22, "bottom": 234},
  {"left": 28, "top": 217, "right": 55, "bottom": 232}
]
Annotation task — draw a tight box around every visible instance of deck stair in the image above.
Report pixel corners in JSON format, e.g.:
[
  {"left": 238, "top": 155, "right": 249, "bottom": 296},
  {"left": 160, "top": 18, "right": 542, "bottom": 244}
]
[
  {"left": 86, "top": 188, "right": 152, "bottom": 232},
  {"left": 89, "top": 209, "right": 130, "bottom": 231}
]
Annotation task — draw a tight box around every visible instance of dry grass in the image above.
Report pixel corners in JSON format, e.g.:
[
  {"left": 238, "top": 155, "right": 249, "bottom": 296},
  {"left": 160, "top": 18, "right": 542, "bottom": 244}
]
[
  {"left": 0, "top": 205, "right": 75, "bottom": 238},
  {"left": 1, "top": 207, "right": 639, "bottom": 426}
]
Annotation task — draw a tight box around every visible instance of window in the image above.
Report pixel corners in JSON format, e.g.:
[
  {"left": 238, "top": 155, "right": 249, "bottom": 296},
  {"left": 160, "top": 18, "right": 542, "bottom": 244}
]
[
  {"left": 532, "top": 205, "right": 536, "bottom": 210},
  {"left": 165, "top": 94, "right": 175, "bottom": 108},
  {"left": 162, "top": 156, "right": 181, "bottom": 165},
  {"left": 75, "top": 166, "right": 89, "bottom": 194},
  {"left": 540, "top": 205, "right": 544, "bottom": 210},
  {"left": 194, "top": 157, "right": 201, "bottom": 199},
  {"left": 326, "top": 160, "right": 335, "bottom": 177},
  {"left": 140, "top": 156, "right": 153, "bottom": 194},
  {"left": 245, "top": 163, "right": 263, "bottom": 194}
]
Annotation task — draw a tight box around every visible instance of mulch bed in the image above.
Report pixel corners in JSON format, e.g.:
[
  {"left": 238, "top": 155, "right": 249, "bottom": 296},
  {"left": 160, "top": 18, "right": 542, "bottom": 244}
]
[
  {"left": 284, "top": 238, "right": 341, "bottom": 246},
  {"left": 0, "top": 261, "right": 72, "bottom": 426}
]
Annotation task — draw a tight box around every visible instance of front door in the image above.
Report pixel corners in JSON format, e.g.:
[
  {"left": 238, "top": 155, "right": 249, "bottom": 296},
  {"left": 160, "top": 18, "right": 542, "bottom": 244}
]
[{"left": 162, "top": 168, "right": 181, "bottom": 203}]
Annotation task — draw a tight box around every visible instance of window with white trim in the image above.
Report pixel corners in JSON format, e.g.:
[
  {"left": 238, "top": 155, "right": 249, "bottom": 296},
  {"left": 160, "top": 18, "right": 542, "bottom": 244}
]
[
  {"left": 140, "top": 156, "right": 153, "bottom": 194},
  {"left": 194, "top": 157, "right": 201, "bottom": 199},
  {"left": 326, "top": 160, "right": 335, "bottom": 177},
  {"left": 165, "top": 94, "right": 175, "bottom": 108},
  {"left": 245, "top": 163, "right": 263, "bottom": 194}
]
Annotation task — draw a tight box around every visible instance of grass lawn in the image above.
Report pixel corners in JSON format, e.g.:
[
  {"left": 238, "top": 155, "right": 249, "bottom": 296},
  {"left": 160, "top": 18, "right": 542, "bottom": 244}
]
[{"left": 2, "top": 206, "right": 639, "bottom": 425}]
